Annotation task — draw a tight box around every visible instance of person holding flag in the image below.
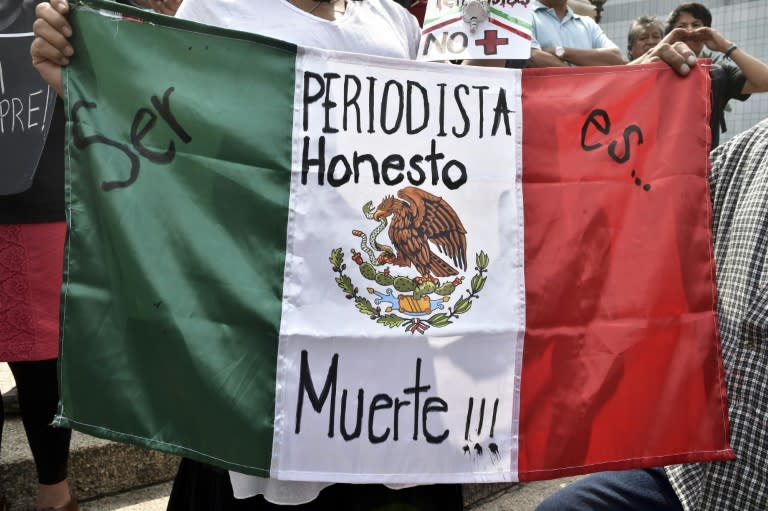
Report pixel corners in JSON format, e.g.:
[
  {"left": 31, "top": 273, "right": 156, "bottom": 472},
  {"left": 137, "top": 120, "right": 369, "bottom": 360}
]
[
  {"left": 0, "top": 0, "right": 73, "bottom": 509},
  {"left": 29, "top": 0, "right": 707, "bottom": 508},
  {"left": 29, "top": 0, "right": 468, "bottom": 509},
  {"left": 661, "top": 2, "right": 768, "bottom": 148}
]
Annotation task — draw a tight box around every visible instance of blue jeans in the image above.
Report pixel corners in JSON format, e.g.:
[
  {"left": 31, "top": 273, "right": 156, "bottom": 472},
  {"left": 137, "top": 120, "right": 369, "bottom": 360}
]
[{"left": 535, "top": 468, "right": 684, "bottom": 511}]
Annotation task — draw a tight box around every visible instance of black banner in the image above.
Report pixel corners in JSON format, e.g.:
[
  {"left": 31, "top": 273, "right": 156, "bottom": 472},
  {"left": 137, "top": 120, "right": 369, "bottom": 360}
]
[{"left": 0, "top": 3, "right": 57, "bottom": 195}]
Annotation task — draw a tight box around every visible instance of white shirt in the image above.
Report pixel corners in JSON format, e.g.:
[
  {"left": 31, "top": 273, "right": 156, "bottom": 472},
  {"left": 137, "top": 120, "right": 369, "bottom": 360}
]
[{"left": 176, "top": 0, "right": 420, "bottom": 59}]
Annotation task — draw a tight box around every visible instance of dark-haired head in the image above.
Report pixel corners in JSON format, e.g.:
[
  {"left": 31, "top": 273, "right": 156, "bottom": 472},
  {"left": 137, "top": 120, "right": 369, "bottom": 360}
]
[{"left": 665, "top": 3, "right": 712, "bottom": 34}]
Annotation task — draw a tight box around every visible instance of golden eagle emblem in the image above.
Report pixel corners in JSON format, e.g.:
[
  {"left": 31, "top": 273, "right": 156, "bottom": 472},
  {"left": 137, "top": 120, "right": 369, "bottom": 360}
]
[{"left": 372, "top": 187, "right": 467, "bottom": 283}]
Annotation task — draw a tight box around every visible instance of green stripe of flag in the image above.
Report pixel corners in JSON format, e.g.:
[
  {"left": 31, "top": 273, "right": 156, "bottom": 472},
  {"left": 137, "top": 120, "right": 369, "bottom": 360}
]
[
  {"left": 489, "top": 7, "right": 533, "bottom": 31},
  {"left": 59, "top": 0, "right": 297, "bottom": 473}
]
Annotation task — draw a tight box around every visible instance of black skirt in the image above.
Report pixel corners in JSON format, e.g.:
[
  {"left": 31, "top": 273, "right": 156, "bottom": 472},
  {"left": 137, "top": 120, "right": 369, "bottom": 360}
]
[{"left": 167, "top": 458, "right": 464, "bottom": 511}]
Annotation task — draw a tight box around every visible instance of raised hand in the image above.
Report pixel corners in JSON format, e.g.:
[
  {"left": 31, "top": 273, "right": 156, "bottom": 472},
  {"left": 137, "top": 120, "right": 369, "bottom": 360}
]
[{"left": 30, "top": 0, "right": 72, "bottom": 96}]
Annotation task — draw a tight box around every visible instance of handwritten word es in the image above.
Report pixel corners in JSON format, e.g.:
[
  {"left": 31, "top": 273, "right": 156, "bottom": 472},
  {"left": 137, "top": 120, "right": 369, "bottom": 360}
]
[{"left": 580, "top": 109, "right": 650, "bottom": 191}]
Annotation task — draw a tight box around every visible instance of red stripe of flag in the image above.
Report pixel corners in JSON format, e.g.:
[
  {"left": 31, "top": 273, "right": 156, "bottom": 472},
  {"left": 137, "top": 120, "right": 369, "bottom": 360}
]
[
  {"left": 489, "top": 17, "right": 532, "bottom": 41},
  {"left": 517, "top": 63, "right": 733, "bottom": 481}
]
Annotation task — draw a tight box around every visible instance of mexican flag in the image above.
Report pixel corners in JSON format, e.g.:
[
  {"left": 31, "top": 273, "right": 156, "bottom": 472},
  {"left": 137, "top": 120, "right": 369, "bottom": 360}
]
[{"left": 57, "top": 0, "right": 733, "bottom": 483}]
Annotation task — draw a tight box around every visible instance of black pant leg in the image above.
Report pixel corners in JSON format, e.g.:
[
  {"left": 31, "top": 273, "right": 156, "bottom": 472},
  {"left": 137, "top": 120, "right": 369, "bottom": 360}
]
[
  {"left": 9, "top": 358, "right": 71, "bottom": 485},
  {"left": 168, "top": 459, "right": 464, "bottom": 511}
]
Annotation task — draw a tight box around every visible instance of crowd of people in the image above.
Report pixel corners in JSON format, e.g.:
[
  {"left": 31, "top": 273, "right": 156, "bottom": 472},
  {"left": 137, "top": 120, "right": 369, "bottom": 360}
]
[{"left": 1, "top": 0, "right": 766, "bottom": 509}]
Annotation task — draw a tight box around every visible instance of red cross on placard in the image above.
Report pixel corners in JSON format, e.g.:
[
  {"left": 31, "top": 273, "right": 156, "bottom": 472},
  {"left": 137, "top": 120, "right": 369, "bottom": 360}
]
[{"left": 474, "top": 29, "right": 509, "bottom": 55}]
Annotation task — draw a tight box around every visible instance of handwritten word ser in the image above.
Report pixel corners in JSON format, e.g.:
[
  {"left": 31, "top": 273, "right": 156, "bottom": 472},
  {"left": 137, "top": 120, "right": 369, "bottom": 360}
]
[{"left": 71, "top": 87, "right": 191, "bottom": 191}]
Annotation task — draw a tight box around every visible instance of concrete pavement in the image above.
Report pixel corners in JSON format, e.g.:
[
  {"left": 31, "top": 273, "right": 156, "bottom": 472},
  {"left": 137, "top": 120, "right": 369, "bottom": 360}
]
[
  {"left": 81, "top": 483, "right": 171, "bottom": 511},
  {"left": 78, "top": 477, "right": 581, "bottom": 510}
]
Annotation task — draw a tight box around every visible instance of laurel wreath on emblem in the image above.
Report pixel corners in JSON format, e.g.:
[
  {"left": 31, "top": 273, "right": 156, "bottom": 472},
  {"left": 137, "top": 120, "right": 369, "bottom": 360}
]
[
  {"left": 330, "top": 248, "right": 489, "bottom": 334},
  {"left": 328, "top": 186, "right": 490, "bottom": 335}
]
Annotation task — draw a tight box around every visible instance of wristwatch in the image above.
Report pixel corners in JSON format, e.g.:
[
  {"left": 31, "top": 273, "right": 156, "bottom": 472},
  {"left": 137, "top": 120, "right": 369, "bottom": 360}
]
[{"left": 554, "top": 46, "right": 566, "bottom": 60}]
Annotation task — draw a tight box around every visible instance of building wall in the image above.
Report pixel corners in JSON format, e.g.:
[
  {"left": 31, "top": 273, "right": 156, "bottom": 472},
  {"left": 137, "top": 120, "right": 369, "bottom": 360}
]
[{"left": 600, "top": 0, "right": 768, "bottom": 141}]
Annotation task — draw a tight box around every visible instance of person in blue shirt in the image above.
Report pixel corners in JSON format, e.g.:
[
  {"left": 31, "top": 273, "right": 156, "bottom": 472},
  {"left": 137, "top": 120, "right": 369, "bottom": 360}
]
[{"left": 528, "top": 0, "right": 624, "bottom": 68}]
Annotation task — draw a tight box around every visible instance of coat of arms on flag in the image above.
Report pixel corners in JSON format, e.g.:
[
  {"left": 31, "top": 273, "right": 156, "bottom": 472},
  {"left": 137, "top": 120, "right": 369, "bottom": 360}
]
[{"left": 333, "top": 187, "right": 489, "bottom": 334}]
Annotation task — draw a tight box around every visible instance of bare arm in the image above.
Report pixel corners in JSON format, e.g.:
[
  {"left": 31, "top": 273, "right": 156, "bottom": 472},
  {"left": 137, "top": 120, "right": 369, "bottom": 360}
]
[
  {"left": 694, "top": 27, "right": 768, "bottom": 94},
  {"left": 554, "top": 46, "right": 625, "bottom": 67},
  {"left": 461, "top": 59, "right": 507, "bottom": 67},
  {"left": 731, "top": 47, "right": 768, "bottom": 93},
  {"left": 528, "top": 47, "right": 623, "bottom": 68},
  {"left": 527, "top": 48, "right": 568, "bottom": 68},
  {"left": 139, "top": 0, "right": 183, "bottom": 16}
]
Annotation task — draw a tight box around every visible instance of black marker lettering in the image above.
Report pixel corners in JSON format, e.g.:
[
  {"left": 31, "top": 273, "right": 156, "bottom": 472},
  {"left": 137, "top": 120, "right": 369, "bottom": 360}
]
[
  {"left": 301, "top": 135, "right": 326, "bottom": 185},
  {"left": 403, "top": 358, "right": 430, "bottom": 441},
  {"left": 322, "top": 72, "right": 340, "bottom": 134},
  {"left": 491, "top": 88, "right": 512, "bottom": 136},
  {"left": 423, "top": 397, "right": 449, "bottom": 444},
  {"left": 608, "top": 124, "right": 643, "bottom": 164},
  {"left": 452, "top": 84, "right": 470, "bottom": 138},
  {"left": 327, "top": 154, "right": 353, "bottom": 187},
  {"left": 368, "top": 393, "right": 393, "bottom": 443},
  {"left": 302, "top": 71, "right": 325, "bottom": 131},
  {"left": 472, "top": 85, "right": 488, "bottom": 138},
  {"left": 380, "top": 80, "right": 404, "bottom": 135},
  {"left": 340, "top": 389, "right": 364, "bottom": 440},
  {"left": 367, "top": 77, "right": 377, "bottom": 134},
  {"left": 150, "top": 87, "right": 191, "bottom": 143},
  {"left": 393, "top": 398, "right": 411, "bottom": 441},
  {"left": 424, "top": 139, "right": 445, "bottom": 186},
  {"left": 131, "top": 107, "right": 176, "bottom": 164},
  {"left": 581, "top": 109, "right": 610, "bottom": 151},
  {"left": 71, "top": 100, "right": 140, "bottom": 191},
  {"left": 442, "top": 160, "right": 468, "bottom": 190},
  {"left": 343, "top": 75, "right": 362, "bottom": 133},
  {"left": 407, "top": 155, "right": 426, "bottom": 185},
  {"left": 295, "top": 350, "right": 338, "bottom": 438},
  {"left": 381, "top": 154, "right": 405, "bottom": 186},
  {"left": 406, "top": 80, "right": 429, "bottom": 135},
  {"left": 437, "top": 83, "right": 448, "bottom": 137}
]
